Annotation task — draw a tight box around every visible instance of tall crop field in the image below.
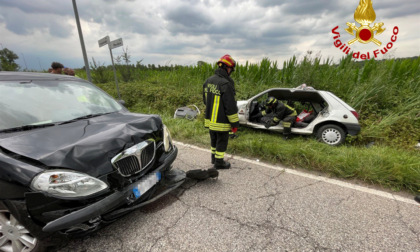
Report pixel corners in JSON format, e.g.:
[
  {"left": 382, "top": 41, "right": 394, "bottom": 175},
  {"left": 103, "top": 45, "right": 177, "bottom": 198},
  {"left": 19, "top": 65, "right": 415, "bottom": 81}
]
[{"left": 77, "top": 54, "right": 420, "bottom": 192}]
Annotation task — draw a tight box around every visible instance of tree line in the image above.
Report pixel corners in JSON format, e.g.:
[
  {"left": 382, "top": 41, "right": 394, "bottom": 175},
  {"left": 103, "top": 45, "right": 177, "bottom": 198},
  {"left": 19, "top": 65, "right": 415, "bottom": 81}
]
[{"left": 0, "top": 48, "right": 19, "bottom": 71}]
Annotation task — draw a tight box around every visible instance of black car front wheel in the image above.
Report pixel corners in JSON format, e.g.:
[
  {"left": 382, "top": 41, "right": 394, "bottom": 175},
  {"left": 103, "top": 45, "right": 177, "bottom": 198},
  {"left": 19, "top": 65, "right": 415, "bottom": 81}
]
[
  {"left": 316, "top": 124, "right": 346, "bottom": 146},
  {"left": 0, "top": 208, "right": 41, "bottom": 252}
]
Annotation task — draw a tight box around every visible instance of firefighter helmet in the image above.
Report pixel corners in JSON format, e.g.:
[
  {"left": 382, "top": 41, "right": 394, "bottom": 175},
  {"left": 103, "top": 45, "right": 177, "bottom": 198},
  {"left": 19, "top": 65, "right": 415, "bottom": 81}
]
[
  {"left": 217, "top": 54, "right": 236, "bottom": 68},
  {"left": 266, "top": 96, "right": 278, "bottom": 107}
]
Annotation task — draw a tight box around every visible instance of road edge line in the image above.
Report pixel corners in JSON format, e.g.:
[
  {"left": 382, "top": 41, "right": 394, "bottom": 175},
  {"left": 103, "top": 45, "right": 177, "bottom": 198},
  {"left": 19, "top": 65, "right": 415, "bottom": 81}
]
[{"left": 174, "top": 141, "right": 417, "bottom": 205}]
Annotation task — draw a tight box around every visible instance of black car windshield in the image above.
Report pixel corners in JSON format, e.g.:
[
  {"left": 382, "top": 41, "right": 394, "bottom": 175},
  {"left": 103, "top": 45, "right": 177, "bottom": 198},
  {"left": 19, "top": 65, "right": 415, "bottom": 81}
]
[{"left": 0, "top": 79, "right": 123, "bottom": 131}]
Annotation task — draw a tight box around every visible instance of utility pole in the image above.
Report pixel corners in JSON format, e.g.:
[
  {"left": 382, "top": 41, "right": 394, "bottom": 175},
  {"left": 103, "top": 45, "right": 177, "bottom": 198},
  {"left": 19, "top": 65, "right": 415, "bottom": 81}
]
[
  {"left": 72, "top": 0, "right": 92, "bottom": 82},
  {"left": 0, "top": 43, "right": 3, "bottom": 71},
  {"left": 21, "top": 53, "right": 28, "bottom": 71},
  {"left": 37, "top": 58, "right": 43, "bottom": 71}
]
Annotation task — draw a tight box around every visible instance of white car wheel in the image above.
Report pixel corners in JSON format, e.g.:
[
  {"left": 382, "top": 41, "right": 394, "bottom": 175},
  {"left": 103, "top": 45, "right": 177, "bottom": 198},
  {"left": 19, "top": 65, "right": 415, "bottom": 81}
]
[
  {"left": 0, "top": 209, "right": 38, "bottom": 252},
  {"left": 317, "top": 124, "right": 346, "bottom": 146}
]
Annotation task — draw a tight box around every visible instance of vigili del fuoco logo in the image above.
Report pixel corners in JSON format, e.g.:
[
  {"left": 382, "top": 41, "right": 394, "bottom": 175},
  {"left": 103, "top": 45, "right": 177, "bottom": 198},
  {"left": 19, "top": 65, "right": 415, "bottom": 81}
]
[{"left": 332, "top": 0, "right": 399, "bottom": 60}]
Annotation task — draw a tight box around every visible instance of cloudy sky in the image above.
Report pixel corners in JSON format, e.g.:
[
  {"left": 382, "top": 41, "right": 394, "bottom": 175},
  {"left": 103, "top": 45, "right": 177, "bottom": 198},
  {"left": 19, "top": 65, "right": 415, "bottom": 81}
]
[{"left": 0, "top": 0, "right": 419, "bottom": 70}]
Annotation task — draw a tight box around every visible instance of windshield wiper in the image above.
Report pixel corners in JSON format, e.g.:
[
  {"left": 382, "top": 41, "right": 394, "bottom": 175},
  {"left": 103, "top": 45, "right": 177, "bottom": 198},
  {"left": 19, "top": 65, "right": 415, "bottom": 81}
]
[
  {"left": 58, "top": 112, "right": 112, "bottom": 125},
  {"left": 0, "top": 123, "right": 56, "bottom": 133}
]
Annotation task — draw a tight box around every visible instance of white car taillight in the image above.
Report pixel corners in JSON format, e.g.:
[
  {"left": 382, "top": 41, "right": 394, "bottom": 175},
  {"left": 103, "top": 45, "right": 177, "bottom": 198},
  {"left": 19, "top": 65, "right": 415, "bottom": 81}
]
[{"left": 351, "top": 111, "right": 359, "bottom": 120}]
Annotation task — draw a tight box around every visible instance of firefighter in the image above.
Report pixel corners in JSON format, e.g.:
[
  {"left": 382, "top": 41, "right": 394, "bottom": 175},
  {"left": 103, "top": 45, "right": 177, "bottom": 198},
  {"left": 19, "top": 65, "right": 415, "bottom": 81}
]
[
  {"left": 256, "top": 96, "right": 297, "bottom": 139},
  {"left": 203, "top": 54, "right": 239, "bottom": 169}
]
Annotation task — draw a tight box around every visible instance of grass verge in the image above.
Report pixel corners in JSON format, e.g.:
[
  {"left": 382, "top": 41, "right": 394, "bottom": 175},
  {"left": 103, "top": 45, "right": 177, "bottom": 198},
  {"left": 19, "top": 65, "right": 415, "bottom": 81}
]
[{"left": 160, "top": 113, "right": 420, "bottom": 194}]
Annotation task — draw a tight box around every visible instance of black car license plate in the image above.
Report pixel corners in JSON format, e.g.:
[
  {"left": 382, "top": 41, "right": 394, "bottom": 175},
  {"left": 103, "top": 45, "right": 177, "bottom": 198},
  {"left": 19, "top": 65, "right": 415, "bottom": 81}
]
[{"left": 132, "top": 171, "right": 161, "bottom": 199}]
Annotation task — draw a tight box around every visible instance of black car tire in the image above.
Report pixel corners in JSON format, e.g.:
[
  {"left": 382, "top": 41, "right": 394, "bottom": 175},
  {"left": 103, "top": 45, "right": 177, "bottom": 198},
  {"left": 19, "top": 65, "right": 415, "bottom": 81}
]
[
  {"left": 0, "top": 206, "right": 45, "bottom": 252},
  {"left": 316, "top": 124, "right": 346, "bottom": 146}
]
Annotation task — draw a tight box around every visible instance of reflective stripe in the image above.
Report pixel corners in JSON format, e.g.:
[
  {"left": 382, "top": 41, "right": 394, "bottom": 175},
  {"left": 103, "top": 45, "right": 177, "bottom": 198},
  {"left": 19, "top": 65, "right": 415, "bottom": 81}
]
[
  {"left": 211, "top": 147, "right": 216, "bottom": 154},
  {"left": 262, "top": 111, "right": 266, "bottom": 116},
  {"left": 211, "top": 95, "right": 220, "bottom": 123},
  {"left": 273, "top": 117, "right": 280, "bottom": 122},
  {"left": 214, "top": 96, "right": 220, "bottom": 122},
  {"left": 209, "top": 122, "right": 231, "bottom": 131},
  {"left": 283, "top": 122, "right": 292, "bottom": 127},
  {"left": 286, "top": 104, "right": 297, "bottom": 116},
  {"left": 204, "top": 119, "right": 210, "bottom": 127},
  {"left": 215, "top": 151, "right": 225, "bottom": 159},
  {"left": 211, "top": 96, "right": 218, "bottom": 122},
  {"left": 227, "top": 113, "right": 239, "bottom": 123},
  {"left": 220, "top": 59, "right": 233, "bottom": 67}
]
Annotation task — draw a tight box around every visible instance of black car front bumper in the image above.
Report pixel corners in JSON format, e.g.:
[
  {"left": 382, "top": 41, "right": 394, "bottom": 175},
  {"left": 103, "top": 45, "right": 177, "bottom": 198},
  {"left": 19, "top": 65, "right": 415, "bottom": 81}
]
[
  {"left": 41, "top": 146, "right": 185, "bottom": 233},
  {"left": 2, "top": 146, "right": 185, "bottom": 240}
]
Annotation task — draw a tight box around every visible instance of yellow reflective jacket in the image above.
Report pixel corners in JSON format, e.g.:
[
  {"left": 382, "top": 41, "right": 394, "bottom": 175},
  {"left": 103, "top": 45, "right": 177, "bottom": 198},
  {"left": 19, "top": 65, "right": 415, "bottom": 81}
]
[{"left": 203, "top": 68, "right": 239, "bottom": 132}]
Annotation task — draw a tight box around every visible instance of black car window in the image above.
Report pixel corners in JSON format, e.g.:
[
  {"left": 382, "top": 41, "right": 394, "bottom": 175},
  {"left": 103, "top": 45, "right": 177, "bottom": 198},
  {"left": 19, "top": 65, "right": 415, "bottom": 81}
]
[{"left": 0, "top": 79, "right": 123, "bottom": 130}]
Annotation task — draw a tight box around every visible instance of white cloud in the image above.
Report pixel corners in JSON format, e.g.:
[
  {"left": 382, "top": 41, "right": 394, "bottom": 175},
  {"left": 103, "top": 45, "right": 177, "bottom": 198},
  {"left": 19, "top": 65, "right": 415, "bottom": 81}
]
[{"left": 0, "top": 0, "right": 418, "bottom": 71}]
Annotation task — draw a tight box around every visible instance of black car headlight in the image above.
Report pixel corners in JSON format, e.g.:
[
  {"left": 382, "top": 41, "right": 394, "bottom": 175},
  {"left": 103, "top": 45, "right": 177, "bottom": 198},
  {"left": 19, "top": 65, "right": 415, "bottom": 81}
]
[
  {"left": 30, "top": 170, "right": 108, "bottom": 198},
  {"left": 163, "top": 125, "right": 173, "bottom": 152}
]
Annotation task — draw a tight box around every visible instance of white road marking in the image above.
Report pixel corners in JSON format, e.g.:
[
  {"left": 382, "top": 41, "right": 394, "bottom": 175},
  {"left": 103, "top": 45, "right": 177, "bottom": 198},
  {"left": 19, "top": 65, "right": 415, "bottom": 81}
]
[{"left": 174, "top": 141, "right": 417, "bottom": 205}]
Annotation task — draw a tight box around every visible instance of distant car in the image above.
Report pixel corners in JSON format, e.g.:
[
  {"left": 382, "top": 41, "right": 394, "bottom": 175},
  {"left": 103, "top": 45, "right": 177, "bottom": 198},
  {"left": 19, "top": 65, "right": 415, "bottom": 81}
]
[
  {"left": 237, "top": 87, "right": 361, "bottom": 146},
  {"left": 0, "top": 72, "right": 185, "bottom": 251}
]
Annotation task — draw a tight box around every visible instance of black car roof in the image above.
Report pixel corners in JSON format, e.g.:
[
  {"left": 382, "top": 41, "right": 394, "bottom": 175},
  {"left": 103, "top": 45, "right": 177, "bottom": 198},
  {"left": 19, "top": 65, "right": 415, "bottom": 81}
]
[{"left": 0, "top": 71, "right": 85, "bottom": 82}]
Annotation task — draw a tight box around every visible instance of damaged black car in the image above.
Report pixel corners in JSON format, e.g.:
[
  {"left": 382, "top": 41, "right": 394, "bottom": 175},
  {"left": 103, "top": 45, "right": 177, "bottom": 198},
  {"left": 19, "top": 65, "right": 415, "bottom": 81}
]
[{"left": 0, "top": 72, "right": 186, "bottom": 251}]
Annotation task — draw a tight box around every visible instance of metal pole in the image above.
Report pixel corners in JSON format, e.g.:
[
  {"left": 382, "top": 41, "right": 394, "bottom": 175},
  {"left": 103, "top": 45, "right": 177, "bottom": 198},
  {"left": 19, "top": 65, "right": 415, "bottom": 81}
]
[
  {"left": 72, "top": 0, "right": 92, "bottom": 82},
  {"left": 21, "top": 53, "right": 28, "bottom": 71},
  {"left": 0, "top": 43, "right": 3, "bottom": 71},
  {"left": 37, "top": 58, "right": 43, "bottom": 71},
  {"left": 109, "top": 46, "right": 121, "bottom": 99}
]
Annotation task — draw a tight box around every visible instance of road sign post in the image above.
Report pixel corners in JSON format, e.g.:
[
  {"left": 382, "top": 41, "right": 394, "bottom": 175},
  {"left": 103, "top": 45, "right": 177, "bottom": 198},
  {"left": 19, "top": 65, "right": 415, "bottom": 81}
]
[
  {"left": 73, "top": 0, "right": 92, "bottom": 82},
  {"left": 98, "top": 36, "right": 123, "bottom": 100},
  {"left": 98, "top": 36, "right": 110, "bottom": 48}
]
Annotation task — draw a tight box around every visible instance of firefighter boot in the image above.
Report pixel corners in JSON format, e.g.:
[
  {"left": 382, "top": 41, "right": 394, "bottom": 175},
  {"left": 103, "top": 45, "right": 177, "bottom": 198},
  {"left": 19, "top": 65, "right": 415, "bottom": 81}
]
[
  {"left": 283, "top": 127, "right": 292, "bottom": 140},
  {"left": 211, "top": 154, "right": 215, "bottom": 164},
  {"left": 415, "top": 195, "right": 420, "bottom": 204},
  {"left": 214, "top": 158, "right": 231, "bottom": 169}
]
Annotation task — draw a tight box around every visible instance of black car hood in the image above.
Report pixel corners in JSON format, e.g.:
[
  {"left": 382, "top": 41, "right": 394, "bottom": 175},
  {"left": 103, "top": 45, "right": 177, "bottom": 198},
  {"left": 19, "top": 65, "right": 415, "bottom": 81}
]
[{"left": 0, "top": 112, "right": 162, "bottom": 177}]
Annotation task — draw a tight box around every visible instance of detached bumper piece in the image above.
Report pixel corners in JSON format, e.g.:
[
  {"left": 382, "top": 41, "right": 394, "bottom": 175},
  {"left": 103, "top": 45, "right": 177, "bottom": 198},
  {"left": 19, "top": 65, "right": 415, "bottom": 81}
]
[{"left": 186, "top": 168, "right": 219, "bottom": 180}]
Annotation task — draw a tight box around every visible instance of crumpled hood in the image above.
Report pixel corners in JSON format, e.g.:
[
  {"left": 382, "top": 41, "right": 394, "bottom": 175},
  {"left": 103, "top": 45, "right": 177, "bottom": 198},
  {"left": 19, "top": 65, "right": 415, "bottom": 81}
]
[{"left": 0, "top": 112, "right": 162, "bottom": 177}]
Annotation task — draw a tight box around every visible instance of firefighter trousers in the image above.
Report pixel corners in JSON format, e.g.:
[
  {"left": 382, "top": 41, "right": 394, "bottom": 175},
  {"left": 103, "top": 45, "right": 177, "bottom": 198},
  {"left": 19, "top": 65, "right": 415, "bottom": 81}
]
[
  {"left": 282, "top": 115, "right": 297, "bottom": 135},
  {"left": 209, "top": 130, "right": 229, "bottom": 159}
]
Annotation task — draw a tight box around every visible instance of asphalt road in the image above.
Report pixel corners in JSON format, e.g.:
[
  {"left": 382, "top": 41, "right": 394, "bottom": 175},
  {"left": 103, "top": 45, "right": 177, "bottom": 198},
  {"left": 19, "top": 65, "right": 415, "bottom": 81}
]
[{"left": 59, "top": 141, "right": 420, "bottom": 252}]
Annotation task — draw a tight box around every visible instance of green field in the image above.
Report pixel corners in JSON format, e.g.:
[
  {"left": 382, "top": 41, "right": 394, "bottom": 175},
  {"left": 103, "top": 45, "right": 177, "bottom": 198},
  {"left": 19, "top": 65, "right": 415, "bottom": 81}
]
[{"left": 77, "top": 54, "right": 420, "bottom": 193}]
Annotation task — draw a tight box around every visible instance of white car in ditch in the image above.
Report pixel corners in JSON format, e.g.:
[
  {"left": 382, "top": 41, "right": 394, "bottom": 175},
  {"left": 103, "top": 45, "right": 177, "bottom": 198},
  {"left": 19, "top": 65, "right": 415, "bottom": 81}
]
[{"left": 236, "top": 87, "right": 361, "bottom": 146}]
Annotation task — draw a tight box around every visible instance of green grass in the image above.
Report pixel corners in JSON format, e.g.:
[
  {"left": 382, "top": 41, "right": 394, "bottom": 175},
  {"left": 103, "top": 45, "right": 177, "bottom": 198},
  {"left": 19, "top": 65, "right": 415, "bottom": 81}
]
[
  {"left": 81, "top": 54, "right": 420, "bottom": 193},
  {"left": 161, "top": 116, "right": 420, "bottom": 193}
]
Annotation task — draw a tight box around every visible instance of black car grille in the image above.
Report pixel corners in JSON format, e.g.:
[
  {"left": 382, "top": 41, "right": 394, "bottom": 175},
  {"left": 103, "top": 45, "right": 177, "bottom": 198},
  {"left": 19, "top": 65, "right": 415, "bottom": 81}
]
[
  {"left": 113, "top": 156, "right": 141, "bottom": 176},
  {"left": 111, "top": 141, "right": 156, "bottom": 177},
  {"left": 140, "top": 142, "right": 155, "bottom": 167}
]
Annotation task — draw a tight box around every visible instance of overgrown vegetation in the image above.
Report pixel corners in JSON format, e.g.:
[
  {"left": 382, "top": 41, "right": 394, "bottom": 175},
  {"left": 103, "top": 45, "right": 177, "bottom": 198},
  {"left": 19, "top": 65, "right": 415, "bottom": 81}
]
[{"left": 74, "top": 53, "right": 419, "bottom": 193}]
